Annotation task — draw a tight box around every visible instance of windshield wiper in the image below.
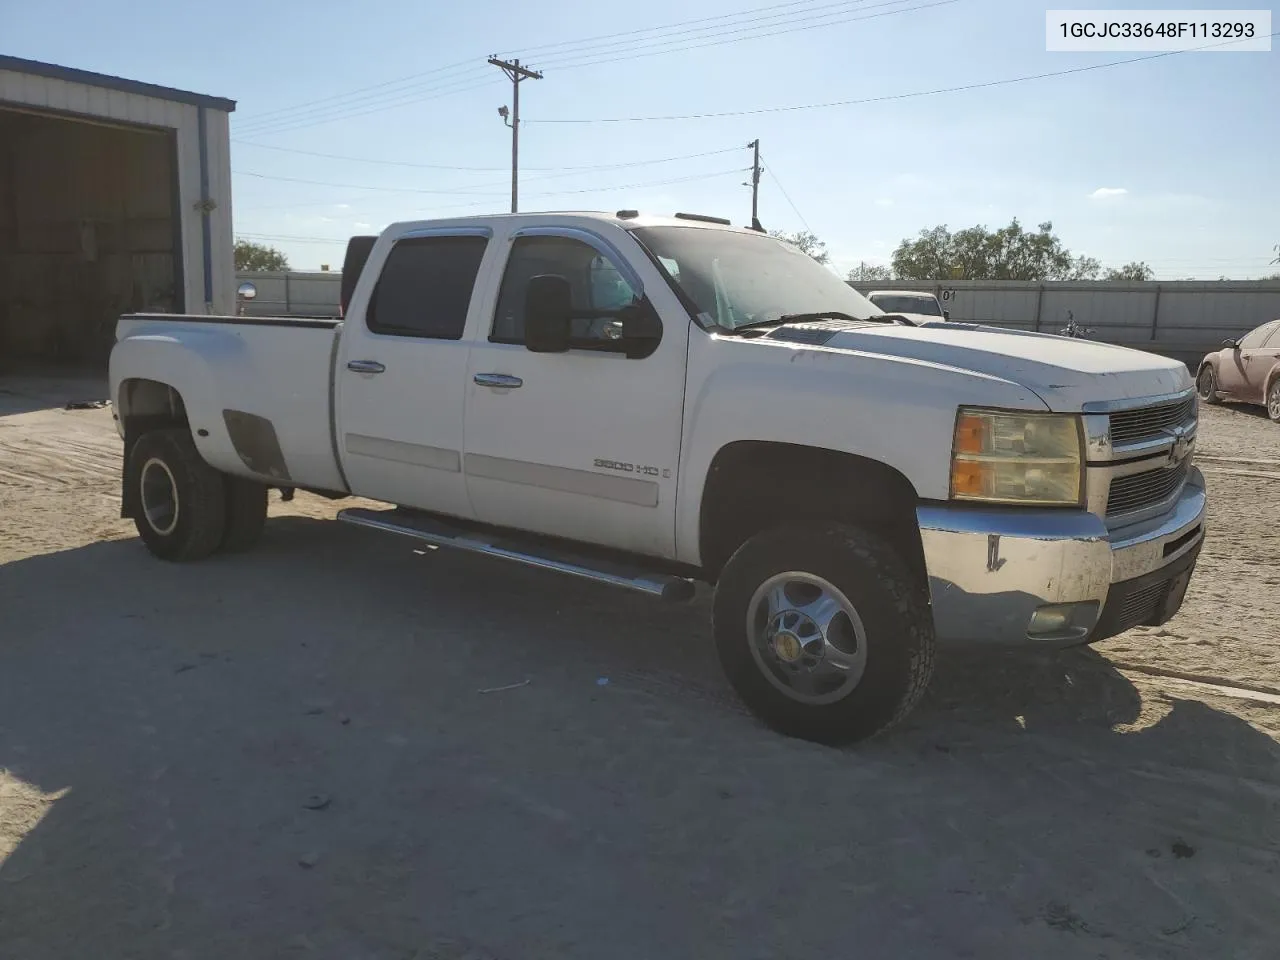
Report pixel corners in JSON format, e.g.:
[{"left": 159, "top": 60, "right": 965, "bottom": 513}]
[{"left": 729, "top": 310, "right": 872, "bottom": 333}]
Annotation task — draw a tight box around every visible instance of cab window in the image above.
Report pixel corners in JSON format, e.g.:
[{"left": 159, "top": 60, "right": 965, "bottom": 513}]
[
  {"left": 367, "top": 235, "right": 488, "bottom": 339},
  {"left": 492, "top": 235, "right": 641, "bottom": 348}
]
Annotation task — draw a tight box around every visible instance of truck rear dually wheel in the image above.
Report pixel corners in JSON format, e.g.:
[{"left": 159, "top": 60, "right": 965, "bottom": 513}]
[
  {"left": 129, "top": 429, "right": 228, "bottom": 562},
  {"left": 712, "top": 524, "right": 935, "bottom": 744}
]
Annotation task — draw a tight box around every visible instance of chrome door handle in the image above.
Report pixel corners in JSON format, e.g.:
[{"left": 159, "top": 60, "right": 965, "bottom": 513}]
[
  {"left": 473, "top": 373, "right": 523, "bottom": 388},
  {"left": 347, "top": 360, "right": 386, "bottom": 374}
]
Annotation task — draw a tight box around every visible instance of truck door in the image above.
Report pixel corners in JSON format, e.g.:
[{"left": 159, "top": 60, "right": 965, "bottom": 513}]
[
  {"left": 462, "top": 226, "right": 689, "bottom": 558},
  {"left": 335, "top": 228, "right": 491, "bottom": 517}
]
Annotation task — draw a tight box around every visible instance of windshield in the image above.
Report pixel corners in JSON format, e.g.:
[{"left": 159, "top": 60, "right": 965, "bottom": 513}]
[
  {"left": 630, "top": 226, "right": 881, "bottom": 330},
  {"left": 869, "top": 294, "right": 942, "bottom": 317}
]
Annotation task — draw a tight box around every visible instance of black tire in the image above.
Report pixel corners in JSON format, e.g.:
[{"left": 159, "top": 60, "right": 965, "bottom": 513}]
[
  {"left": 220, "top": 476, "right": 269, "bottom": 552},
  {"left": 712, "top": 524, "right": 935, "bottom": 745},
  {"left": 1197, "top": 366, "right": 1220, "bottom": 404},
  {"left": 128, "top": 428, "right": 228, "bottom": 562},
  {"left": 1268, "top": 380, "right": 1280, "bottom": 423}
]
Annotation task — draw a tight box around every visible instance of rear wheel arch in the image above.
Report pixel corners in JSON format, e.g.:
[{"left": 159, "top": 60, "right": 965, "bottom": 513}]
[
  {"left": 1265, "top": 365, "right": 1280, "bottom": 397},
  {"left": 697, "top": 441, "right": 925, "bottom": 583},
  {"left": 118, "top": 379, "right": 192, "bottom": 519},
  {"left": 1265, "top": 367, "right": 1280, "bottom": 421}
]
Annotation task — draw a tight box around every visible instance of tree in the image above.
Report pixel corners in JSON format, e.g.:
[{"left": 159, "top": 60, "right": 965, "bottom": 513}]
[
  {"left": 769, "top": 230, "right": 829, "bottom": 265},
  {"left": 1103, "top": 261, "right": 1155, "bottom": 281},
  {"left": 847, "top": 263, "right": 893, "bottom": 282},
  {"left": 891, "top": 219, "right": 1104, "bottom": 281},
  {"left": 235, "top": 239, "right": 289, "bottom": 272}
]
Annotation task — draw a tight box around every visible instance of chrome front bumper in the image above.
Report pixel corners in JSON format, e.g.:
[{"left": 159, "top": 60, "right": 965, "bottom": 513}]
[{"left": 917, "top": 467, "right": 1206, "bottom": 645}]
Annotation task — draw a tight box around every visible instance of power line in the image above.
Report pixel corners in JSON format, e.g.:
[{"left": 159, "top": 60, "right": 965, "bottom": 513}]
[
  {"left": 760, "top": 156, "right": 813, "bottom": 233},
  {"left": 233, "top": 57, "right": 483, "bottom": 125},
  {"left": 529, "top": 31, "right": 1279, "bottom": 123},
  {"left": 518, "top": 0, "right": 894, "bottom": 66},
  {"left": 234, "top": 74, "right": 499, "bottom": 138},
  {"left": 234, "top": 69, "right": 493, "bottom": 132},
  {"left": 230, "top": 140, "right": 743, "bottom": 175},
  {"left": 231, "top": 0, "right": 952, "bottom": 138},
  {"left": 234, "top": 170, "right": 509, "bottom": 197},
  {"left": 234, "top": 166, "right": 745, "bottom": 215},
  {"left": 531, "top": 0, "right": 948, "bottom": 73},
  {"left": 232, "top": 0, "right": 886, "bottom": 134},
  {"left": 232, "top": 147, "right": 749, "bottom": 202},
  {"left": 507, "top": 0, "right": 867, "bottom": 59},
  {"left": 233, "top": 149, "right": 747, "bottom": 206}
]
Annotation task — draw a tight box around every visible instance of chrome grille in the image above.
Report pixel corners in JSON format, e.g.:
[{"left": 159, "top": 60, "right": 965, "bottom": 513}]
[
  {"left": 1106, "top": 461, "right": 1189, "bottom": 517},
  {"left": 1109, "top": 396, "right": 1196, "bottom": 446}
]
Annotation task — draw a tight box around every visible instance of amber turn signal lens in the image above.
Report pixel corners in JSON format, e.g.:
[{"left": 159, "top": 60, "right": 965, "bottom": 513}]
[
  {"left": 953, "top": 413, "right": 987, "bottom": 455},
  {"left": 950, "top": 459, "right": 988, "bottom": 497}
]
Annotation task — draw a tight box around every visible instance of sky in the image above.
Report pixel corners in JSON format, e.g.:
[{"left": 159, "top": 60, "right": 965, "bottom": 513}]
[{"left": 4, "top": 0, "right": 1278, "bottom": 278}]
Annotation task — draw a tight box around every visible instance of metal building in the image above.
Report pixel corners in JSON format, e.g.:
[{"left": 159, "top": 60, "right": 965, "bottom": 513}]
[{"left": 0, "top": 55, "right": 235, "bottom": 372}]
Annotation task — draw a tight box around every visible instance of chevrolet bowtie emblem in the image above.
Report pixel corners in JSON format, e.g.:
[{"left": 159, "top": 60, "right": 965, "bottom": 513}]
[{"left": 1164, "top": 426, "right": 1191, "bottom": 466}]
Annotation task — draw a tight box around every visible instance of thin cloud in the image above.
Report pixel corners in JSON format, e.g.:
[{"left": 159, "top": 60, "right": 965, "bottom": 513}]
[{"left": 1090, "top": 187, "right": 1128, "bottom": 200}]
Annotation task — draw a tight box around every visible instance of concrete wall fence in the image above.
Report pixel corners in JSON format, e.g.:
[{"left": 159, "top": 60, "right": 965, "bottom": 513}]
[
  {"left": 238, "top": 270, "right": 1280, "bottom": 371},
  {"left": 236, "top": 270, "right": 342, "bottom": 318}
]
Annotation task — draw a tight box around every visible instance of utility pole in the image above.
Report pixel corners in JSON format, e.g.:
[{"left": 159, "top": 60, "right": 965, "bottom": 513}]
[
  {"left": 489, "top": 56, "right": 543, "bottom": 214},
  {"left": 747, "top": 139, "right": 763, "bottom": 231}
]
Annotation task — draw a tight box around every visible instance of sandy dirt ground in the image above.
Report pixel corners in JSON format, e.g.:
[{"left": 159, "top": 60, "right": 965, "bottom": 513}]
[{"left": 1, "top": 376, "right": 1278, "bottom": 959}]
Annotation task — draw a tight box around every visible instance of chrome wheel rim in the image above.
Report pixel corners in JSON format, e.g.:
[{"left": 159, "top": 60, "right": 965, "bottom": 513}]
[
  {"left": 140, "top": 458, "right": 180, "bottom": 536},
  {"left": 746, "top": 572, "right": 869, "bottom": 705},
  {"left": 1198, "top": 370, "right": 1215, "bottom": 400},
  {"left": 1270, "top": 384, "right": 1280, "bottom": 420}
]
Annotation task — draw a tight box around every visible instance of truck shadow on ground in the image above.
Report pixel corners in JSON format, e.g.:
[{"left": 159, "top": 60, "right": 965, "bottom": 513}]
[{"left": 2, "top": 516, "right": 1278, "bottom": 959}]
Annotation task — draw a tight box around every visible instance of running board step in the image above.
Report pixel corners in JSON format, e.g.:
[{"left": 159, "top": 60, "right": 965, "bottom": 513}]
[{"left": 337, "top": 507, "right": 697, "bottom": 602}]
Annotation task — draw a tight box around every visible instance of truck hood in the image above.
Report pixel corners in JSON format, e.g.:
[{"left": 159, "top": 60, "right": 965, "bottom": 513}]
[{"left": 772, "top": 322, "right": 1192, "bottom": 410}]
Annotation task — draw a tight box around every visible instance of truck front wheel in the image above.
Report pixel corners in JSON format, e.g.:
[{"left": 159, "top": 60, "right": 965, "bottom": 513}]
[
  {"left": 129, "top": 429, "right": 228, "bottom": 562},
  {"left": 712, "top": 524, "right": 935, "bottom": 745}
]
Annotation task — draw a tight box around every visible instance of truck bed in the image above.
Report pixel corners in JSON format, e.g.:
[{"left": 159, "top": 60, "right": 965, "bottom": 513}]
[{"left": 111, "top": 313, "right": 348, "bottom": 493}]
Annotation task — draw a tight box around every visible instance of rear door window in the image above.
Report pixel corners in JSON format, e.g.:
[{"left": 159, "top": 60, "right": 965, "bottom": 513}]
[{"left": 368, "top": 235, "right": 488, "bottom": 339}]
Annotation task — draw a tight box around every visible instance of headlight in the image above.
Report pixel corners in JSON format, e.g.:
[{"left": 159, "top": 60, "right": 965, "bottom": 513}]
[{"left": 950, "top": 409, "right": 1084, "bottom": 506}]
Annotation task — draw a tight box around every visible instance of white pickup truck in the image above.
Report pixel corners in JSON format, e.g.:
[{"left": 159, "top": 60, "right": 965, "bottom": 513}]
[{"left": 109, "top": 211, "right": 1205, "bottom": 744}]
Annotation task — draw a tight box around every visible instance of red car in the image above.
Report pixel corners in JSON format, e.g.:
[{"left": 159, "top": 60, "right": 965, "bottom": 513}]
[{"left": 1197, "top": 318, "right": 1280, "bottom": 421}]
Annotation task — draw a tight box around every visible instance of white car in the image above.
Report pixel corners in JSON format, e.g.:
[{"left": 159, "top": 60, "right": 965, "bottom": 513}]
[
  {"left": 109, "top": 211, "right": 1205, "bottom": 744},
  {"left": 866, "top": 289, "right": 949, "bottom": 325}
]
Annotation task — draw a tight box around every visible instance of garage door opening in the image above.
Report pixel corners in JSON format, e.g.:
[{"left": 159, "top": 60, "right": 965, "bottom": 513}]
[{"left": 0, "top": 106, "right": 181, "bottom": 374}]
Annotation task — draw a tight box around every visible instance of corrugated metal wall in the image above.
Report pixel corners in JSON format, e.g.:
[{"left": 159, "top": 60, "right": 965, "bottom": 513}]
[
  {"left": 0, "top": 68, "right": 235, "bottom": 315},
  {"left": 851, "top": 280, "right": 1280, "bottom": 367}
]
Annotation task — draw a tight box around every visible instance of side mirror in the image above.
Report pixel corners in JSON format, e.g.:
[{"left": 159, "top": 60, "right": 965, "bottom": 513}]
[
  {"left": 942, "top": 309, "right": 951, "bottom": 320},
  {"left": 619, "top": 301, "right": 663, "bottom": 360},
  {"left": 525, "top": 274, "right": 572, "bottom": 353},
  {"left": 236, "top": 281, "right": 257, "bottom": 301},
  {"left": 1222, "top": 338, "right": 1238, "bottom": 349}
]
